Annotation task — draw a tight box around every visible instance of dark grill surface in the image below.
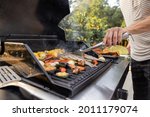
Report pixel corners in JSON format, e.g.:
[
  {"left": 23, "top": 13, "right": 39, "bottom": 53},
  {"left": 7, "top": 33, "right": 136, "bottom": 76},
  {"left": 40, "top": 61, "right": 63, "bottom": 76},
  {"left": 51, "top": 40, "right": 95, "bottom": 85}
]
[
  {"left": 51, "top": 59, "right": 112, "bottom": 89},
  {"left": 2, "top": 41, "right": 113, "bottom": 97}
]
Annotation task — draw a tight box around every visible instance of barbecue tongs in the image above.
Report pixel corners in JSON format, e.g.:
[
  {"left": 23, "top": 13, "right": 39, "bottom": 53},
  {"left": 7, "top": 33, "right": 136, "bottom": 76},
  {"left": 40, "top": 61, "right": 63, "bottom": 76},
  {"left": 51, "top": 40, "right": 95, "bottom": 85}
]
[{"left": 80, "top": 32, "right": 131, "bottom": 53}]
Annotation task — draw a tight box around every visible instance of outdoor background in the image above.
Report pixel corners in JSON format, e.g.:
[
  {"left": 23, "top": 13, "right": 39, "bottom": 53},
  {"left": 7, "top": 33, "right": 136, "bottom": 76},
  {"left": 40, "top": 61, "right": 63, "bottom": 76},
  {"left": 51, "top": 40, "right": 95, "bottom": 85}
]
[{"left": 59, "top": 0, "right": 125, "bottom": 45}]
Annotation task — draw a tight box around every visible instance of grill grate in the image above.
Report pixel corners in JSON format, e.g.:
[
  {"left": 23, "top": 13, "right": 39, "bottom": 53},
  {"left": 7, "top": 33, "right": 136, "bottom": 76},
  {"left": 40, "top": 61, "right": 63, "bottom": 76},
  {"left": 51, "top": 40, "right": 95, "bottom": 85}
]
[
  {"left": 1, "top": 41, "right": 113, "bottom": 97},
  {"left": 0, "top": 66, "right": 21, "bottom": 88},
  {"left": 51, "top": 59, "right": 112, "bottom": 89}
]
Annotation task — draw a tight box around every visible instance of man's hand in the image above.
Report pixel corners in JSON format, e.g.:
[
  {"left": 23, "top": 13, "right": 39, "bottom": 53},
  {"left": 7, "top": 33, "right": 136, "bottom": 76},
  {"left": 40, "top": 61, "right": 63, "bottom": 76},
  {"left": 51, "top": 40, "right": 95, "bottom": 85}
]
[{"left": 103, "top": 27, "right": 127, "bottom": 46}]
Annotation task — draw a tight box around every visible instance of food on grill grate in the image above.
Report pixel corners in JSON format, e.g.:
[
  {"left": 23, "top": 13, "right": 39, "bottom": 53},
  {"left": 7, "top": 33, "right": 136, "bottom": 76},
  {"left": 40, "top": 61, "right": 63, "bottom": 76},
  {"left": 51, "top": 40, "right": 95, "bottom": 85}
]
[
  {"left": 34, "top": 48, "right": 105, "bottom": 77},
  {"left": 93, "top": 48, "right": 119, "bottom": 57},
  {"left": 77, "top": 60, "right": 85, "bottom": 66},
  {"left": 59, "top": 67, "right": 67, "bottom": 72},
  {"left": 92, "top": 60, "right": 98, "bottom": 66},
  {"left": 56, "top": 72, "right": 69, "bottom": 78},
  {"left": 83, "top": 54, "right": 105, "bottom": 62},
  {"left": 46, "top": 49, "right": 65, "bottom": 58},
  {"left": 44, "top": 65, "right": 56, "bottom": 72},
  {"left": 60, "top": 52, "right": 96, "bottom": 67},
  {"left": 93, "top": 45, "right": 128, "bottom": 56},
  {"left": 104, "top": 45, "right": 128, "bottom": 55},
  {"left": 72, "top": 66, "right": 85, "bottom": 74},
  {"left": 34, "top": 49, "right": 65, "bottom": 60}
]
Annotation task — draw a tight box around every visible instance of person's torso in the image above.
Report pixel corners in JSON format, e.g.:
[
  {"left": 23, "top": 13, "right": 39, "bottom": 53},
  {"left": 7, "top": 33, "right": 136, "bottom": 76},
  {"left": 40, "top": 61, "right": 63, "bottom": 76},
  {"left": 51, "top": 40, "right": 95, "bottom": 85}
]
[{"left": 120, "top": 0, "right": 150, "bottom": 61}]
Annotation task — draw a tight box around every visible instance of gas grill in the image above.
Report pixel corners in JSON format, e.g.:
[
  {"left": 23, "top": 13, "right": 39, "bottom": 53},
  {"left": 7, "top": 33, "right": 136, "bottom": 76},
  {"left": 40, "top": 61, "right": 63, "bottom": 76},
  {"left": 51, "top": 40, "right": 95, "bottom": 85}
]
[
  {"left": 0, "top": 0, "right": 129, "bottom": 99},
  {"left": 1, "top": 40, "right": 112, "bottom": 97}
]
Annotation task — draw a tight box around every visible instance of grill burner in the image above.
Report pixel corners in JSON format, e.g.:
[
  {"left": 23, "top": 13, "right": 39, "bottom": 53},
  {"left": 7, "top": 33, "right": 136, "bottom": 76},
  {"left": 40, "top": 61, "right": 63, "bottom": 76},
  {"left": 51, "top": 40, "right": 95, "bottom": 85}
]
[{"left": 0, "top": 66, "right": 21, "bottom": 88}]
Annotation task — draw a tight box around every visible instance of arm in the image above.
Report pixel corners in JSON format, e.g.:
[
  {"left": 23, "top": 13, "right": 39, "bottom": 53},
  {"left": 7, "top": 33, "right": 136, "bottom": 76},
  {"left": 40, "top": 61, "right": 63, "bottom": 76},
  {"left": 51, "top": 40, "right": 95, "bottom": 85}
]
[
  {"left": 124, "top": 16, "right": 150, "bottom": 34},
  {"left": 103, "top": 16, "right": 150, "bottom": 46}
]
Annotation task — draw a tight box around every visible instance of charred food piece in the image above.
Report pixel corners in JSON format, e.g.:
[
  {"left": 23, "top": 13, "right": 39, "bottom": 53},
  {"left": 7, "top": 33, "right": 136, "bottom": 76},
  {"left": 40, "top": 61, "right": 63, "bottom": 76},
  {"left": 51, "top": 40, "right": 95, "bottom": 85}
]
[{"left": 77, "top": 60, "right": 85, "bottom": 66}]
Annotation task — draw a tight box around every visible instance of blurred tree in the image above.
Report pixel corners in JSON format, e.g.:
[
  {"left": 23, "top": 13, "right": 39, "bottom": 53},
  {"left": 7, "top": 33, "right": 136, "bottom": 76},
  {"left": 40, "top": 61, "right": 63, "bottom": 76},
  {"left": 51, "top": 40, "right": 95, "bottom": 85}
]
[
  {"left": 104, "top": 6, "right": 123, "bottom": 28},
  {"left": 59, "top": 0, "right": 124, "bottom": 45}
]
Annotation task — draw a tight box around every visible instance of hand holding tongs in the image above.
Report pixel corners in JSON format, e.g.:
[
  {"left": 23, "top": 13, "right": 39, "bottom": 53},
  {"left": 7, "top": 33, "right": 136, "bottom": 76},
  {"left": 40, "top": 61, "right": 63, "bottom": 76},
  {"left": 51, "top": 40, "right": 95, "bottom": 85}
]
[{"left": 80, "top": 32, "right": 131, "bottom": 53}]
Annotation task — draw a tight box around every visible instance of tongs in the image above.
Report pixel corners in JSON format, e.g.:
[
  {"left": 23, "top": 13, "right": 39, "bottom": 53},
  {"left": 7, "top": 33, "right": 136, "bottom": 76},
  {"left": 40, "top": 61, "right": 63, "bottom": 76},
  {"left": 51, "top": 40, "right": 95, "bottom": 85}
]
[{"left": 80, "top": 32, "right": 131, "bottom": 53}]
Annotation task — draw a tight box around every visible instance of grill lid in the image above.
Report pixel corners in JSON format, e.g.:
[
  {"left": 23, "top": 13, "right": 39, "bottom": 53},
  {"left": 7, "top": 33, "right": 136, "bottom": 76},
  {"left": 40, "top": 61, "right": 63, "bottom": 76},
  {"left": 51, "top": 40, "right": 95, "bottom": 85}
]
[
  {"left": 0, "top": 0, "right": 70, "bottom": 37},
  {"left": 0, "top": 0, "right": 70, "bottom": 54}
]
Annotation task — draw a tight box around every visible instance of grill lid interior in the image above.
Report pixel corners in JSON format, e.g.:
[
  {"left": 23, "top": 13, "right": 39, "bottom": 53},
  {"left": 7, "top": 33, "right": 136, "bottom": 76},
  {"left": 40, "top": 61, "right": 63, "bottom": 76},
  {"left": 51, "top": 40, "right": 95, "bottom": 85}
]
[{"left": 0, "top": 0, "right": 70, "bottom": 38}]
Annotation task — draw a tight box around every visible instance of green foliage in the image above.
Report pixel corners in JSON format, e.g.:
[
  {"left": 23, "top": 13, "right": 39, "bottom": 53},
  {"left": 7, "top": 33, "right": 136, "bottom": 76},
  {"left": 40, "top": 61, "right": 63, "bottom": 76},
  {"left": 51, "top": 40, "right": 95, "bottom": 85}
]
[
  {"left": 121, "top": 20, "right": 126, "bottom": 28},
  {"left": 59, "top": 0, "right": 124, "bottom": 45}
]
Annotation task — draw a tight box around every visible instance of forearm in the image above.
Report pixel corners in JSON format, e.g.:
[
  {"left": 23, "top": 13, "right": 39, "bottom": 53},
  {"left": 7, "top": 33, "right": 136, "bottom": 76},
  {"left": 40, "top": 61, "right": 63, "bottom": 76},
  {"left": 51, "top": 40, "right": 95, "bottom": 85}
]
[{"left": 124, "top": 16, "right": 150, "bottom": 34}]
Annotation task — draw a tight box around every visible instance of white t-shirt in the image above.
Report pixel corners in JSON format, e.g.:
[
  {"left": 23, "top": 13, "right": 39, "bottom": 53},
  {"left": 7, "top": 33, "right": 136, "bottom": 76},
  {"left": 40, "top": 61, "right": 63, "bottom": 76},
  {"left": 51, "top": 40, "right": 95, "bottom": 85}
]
[{"left": 120, "top": 0, "right": 150, "bottom": 61}]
